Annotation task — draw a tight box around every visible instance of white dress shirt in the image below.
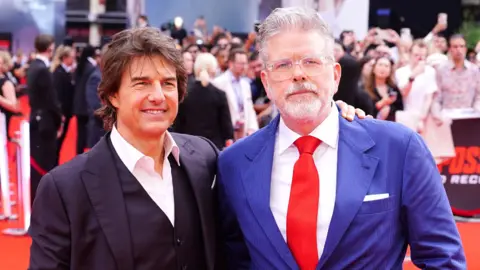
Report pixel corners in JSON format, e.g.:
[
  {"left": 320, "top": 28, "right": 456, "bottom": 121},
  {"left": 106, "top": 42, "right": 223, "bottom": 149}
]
[
  {"left": 395, "top": 65, "right": 438, "bottom": 114},
  {"left": 270, "top": 104, "right": 339, "bottom": 259},
  {"left": 110, "top": 126, "right": 180, "bottom": 226}
]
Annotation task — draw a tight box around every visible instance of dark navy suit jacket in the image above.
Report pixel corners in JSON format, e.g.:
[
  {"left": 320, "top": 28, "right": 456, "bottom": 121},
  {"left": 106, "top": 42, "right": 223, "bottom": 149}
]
[
  {"left": 28, "top": 133, "right": 219, "bottom": 270},
  {"left": 217, "top": 110, "right": 466, "bottom": 269}
]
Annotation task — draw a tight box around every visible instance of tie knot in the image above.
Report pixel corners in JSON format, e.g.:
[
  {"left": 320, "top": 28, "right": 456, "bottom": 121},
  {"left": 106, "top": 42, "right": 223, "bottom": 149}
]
[{"left": 294, "top": 136, "right": 321, "bottom": 155}]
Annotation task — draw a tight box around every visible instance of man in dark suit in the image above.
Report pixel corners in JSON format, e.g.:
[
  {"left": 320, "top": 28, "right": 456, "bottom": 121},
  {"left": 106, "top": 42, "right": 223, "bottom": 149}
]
[
  {"left": 53, "top": 45, "right": 76, "bottom": 164},
  {"left": 29, "top": 28, "right": 218, "bottom": 270},
  {"left": 73, "top": 45, "right": 97, "bottom": 154},
  {"left": 26, "top": 34, "right": 62, "bottom": 204},
  {"left": 85, "top": 48, "right": 106, "bottom": 148},
  {"left": 217, "top": 7, "right": 465, "bottom": 270}
]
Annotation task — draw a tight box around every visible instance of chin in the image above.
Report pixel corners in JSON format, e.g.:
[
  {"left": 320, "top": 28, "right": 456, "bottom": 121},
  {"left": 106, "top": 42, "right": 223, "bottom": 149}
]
[
  {"left": 140, "top": 123, "right": 170, "bottom": 137},
  {"left": 281, "top": 99, "right": 324, "bottom": 122}
]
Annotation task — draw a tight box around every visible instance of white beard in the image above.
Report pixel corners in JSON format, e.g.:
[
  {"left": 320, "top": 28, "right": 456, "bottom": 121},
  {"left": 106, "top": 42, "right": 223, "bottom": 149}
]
[
  {"left": 282, "top": 96, "right": 323, "bottom": 121},
  {"left": 270, "top": 82, "right": 325, "bottom": 122}
]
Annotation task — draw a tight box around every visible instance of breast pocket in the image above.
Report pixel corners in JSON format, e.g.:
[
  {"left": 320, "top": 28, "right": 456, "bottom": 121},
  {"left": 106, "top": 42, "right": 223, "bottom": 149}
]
[{"left": 357, "top": 195, "right": 396, "bottom": 215}]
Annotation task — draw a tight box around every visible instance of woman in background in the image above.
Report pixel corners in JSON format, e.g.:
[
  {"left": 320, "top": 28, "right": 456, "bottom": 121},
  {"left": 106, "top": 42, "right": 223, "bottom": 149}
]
[
  {"left": 173, "top": 53, "right": 233, "bottom": 149},
  {"left": 0, "top": 51, "right": 19, "bottom": 140},
  {"left": 363, "top": 56, "right": 403, "bottom": 121}
]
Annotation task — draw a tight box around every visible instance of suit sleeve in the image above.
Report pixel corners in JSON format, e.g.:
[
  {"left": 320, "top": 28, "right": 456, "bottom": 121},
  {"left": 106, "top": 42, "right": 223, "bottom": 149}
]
[
  {"left": 217, "top": 156, "right": 251, "bottom": 269},
  {"left": 28, "top": 173, "right": 71, "bottom": 270},
  {"left": 402, "top": 132, "right": 466, "bottom": 269}
]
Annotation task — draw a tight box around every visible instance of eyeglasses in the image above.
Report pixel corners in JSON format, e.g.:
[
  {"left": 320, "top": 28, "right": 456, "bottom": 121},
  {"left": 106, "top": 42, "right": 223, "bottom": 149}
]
[{"left": 265, "top": 55, "right": 334, "bottom": 81}]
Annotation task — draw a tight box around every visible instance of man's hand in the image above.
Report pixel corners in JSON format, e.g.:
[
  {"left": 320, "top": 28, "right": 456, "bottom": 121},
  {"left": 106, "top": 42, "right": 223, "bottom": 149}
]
[{"left": 335, "top": 100, "right": 373, "bottom": 121}]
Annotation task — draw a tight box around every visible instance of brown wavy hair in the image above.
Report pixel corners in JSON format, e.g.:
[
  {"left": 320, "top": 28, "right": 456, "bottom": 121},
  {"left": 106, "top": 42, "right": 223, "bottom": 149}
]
[
  {"left": 96, "top": 27, "right": 187, "bottom": 131},
  {"left": 363, "top": 55, "right": 396, "bottom": 101}
]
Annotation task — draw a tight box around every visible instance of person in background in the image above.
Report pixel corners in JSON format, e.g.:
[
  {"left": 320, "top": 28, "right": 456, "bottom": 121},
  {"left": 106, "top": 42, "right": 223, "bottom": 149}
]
[
  {"left": 432, "top": 34, "right": 480, "bottom": 123},
  {"left": 333, "top": 39, "right": 373, "bottom": 115},
  {"left": 182, "top": 50, "right": 195, "bottom": 85},
  {"left": 73, "top": 45, "right": 97, "bottom": 155},
  {"left": 217, "top": 7, "right": 465, "bottom": 269},
  {"left": 212, "top": 48, "right": 259, "bottom": 140},
  {"left": 173, "top": 53, "right": 234, "bottom": 149},
  {"left": 136, "top": 15, "right": 149, "bottom": 28},
  {"left": 363, "top": 56, "right": 403, "bottom": 121},
  {"left": 395, "top": 39, "right": 437, "bottom": 133},
  {"left": 247, "top": 51, "right": 270, "bottom": 115},
  {"left": 0, "top": 51, "right": 20, "bottom": 138},
  {"left": 357, "top": 56, "right": 374, "bottom": 88},
  {"left": 214, "top": 48, "right": 229, "bottom": 74},
  {"left": 85, "top": 46, "right": 107, "bottom": 149},
  {"left": 51, "top": 45, "right": 76, "bottom": 164},
  {"left": 27, "top": 34, "right": 62, "bottom": 204}
]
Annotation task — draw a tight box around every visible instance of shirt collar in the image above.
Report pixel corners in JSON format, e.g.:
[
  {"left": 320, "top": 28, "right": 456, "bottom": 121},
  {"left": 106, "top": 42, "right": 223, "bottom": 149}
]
[
  {"left": 110, "top": 125, "right": 180, "bottom": 173},
  {"left": 277, "top": 102, "right": 339, "bottom": 155},
  {"left": 35, "top": 54, "right": 50, "bottom": 67},
  {"left": 227, "top": 70, "right": 241, "bottom": 83},
  {"left": 448, "top": 59, "right": 474, "bottom": 70},
  {"left": 61, "top": 63, "right": 71, "bottom": 73}
]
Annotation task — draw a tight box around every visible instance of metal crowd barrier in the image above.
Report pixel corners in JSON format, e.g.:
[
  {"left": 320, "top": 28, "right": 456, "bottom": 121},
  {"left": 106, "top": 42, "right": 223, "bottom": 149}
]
[{"left": 2, "top": 120, "right": 31, "bottom": 236}]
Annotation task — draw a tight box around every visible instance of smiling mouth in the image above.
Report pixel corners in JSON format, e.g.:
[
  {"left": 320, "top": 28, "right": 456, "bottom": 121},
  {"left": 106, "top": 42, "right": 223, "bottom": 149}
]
[{"left": 142, "top": 109, "right": 167, "bottom": 114}]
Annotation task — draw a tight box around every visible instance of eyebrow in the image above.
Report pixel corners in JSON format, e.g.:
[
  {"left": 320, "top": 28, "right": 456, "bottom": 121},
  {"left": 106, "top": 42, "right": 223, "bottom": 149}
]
[{"left": 131, "top": 76, "right": 177, "bottom": 83}]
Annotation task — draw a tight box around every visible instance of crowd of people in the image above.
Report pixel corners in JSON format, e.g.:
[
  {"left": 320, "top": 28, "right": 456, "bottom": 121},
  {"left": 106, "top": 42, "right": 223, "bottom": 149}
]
[
  {"left": 0, "top": 6, "right": 473, "bottom": 269},
  {"left": 158, "top": 12, "right": 480, "bottom": 163}
]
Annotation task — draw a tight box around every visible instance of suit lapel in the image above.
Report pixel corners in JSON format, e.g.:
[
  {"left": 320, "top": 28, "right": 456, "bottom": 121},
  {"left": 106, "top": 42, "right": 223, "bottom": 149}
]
[
  {"left": 81, "top": 134, "right": 134, "bottom": 270},
  {"left": 173, "top": 135, "right": 216, "bottom": 270},
  {"left": 243, "top": 116, "right": 298, "bottom": 269},
  {"left": 317, "top": 117, "right": 379, "bottom": 269}
]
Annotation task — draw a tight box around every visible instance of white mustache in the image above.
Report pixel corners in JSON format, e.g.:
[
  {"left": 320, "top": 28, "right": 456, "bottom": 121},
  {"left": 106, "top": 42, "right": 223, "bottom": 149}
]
[{"left": 285, "top": 82, "right": 318, "bottom": 95}]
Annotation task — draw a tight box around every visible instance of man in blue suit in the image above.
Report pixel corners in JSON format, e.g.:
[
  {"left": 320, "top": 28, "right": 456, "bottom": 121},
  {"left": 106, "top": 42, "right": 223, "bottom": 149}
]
[{"left": 217, "top": 6, "right": 466, "bottom": 270}]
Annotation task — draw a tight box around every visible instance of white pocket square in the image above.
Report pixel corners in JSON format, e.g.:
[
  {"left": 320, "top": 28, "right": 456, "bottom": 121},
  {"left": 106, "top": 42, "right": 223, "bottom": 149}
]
[
  {"left": 363, "top": 193, "right": 389, "bottom": 202},
  {"left": 211, "top": 175, "right": 216, "bottom": 190}
]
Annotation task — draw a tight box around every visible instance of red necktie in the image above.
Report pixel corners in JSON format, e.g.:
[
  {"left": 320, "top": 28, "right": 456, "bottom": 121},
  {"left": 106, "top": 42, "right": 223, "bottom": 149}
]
[{"left": 287, "top": 136, "right": 321, "bottom": 270}]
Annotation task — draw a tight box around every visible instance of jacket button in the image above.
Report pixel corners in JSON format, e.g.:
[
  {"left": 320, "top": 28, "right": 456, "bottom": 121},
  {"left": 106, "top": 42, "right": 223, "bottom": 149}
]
[{"left": 176, "top": 238, "right": 182, "bottom": 246}]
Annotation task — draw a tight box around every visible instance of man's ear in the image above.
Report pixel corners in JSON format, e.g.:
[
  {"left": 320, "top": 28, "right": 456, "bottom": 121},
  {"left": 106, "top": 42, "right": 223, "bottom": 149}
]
[
  {"left": 109, "top": 94, "right": 119, "bottom": 109},
  {"left": 260, "top": 70, "right": 271, "bottom": 100},
  {"left": 333, "top": 62, "right": 342, "bottom": 95}
]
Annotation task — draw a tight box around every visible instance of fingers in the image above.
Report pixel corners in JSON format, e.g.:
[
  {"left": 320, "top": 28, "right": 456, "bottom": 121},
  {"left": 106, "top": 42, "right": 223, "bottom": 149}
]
[
  {"left": 355, "top": 108, "right": 366, "bottom": 119},
  {"left": 346, "top": 105, "right": 356, "bottom": 121}
]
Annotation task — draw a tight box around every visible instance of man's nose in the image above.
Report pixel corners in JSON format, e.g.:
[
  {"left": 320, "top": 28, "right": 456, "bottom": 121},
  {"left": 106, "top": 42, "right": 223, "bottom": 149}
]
[
  {"left": 150, "top": 81, "right": 166, "bottom": 102},
  {"left": 292, "top": 62, "right": 307, "bottom": 81}
]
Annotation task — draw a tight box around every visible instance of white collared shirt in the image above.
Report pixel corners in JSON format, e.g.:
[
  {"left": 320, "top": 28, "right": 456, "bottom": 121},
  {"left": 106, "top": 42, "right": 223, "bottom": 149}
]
[
  {"left": 35, "top": 54, "right": 50, "bottom": 67},
  {"left": 110, "top": 126, "right": 180, "bottom": 226},
  {"left": 61, "top": 63, "right": 71, "bottom": 73},
  {"left": 270, "top": 103, "right": 339, "bottom": 259}
]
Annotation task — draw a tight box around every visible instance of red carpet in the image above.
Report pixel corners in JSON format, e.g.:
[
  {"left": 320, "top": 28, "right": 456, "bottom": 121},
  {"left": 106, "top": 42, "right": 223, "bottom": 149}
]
[{"left": 0, "top": 96, "right": 478, "bottom": 269}]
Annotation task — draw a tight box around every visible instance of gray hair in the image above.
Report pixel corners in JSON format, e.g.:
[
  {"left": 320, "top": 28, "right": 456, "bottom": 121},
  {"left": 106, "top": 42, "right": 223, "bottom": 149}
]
[{"left": 258, "top": 6, "right": 334, "bottom": 61}]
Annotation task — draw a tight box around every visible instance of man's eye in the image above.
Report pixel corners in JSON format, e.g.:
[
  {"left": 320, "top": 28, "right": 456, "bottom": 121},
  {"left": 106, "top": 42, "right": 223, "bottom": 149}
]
[{"left": 134, "top": 81, "right": 148, "bottom": 86}]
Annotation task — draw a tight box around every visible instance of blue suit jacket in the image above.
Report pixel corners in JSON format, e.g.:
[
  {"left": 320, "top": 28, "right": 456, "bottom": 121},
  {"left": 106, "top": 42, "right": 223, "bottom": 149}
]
[{"left": 217, "top": 112, "right": 466, "bottom": 270}]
